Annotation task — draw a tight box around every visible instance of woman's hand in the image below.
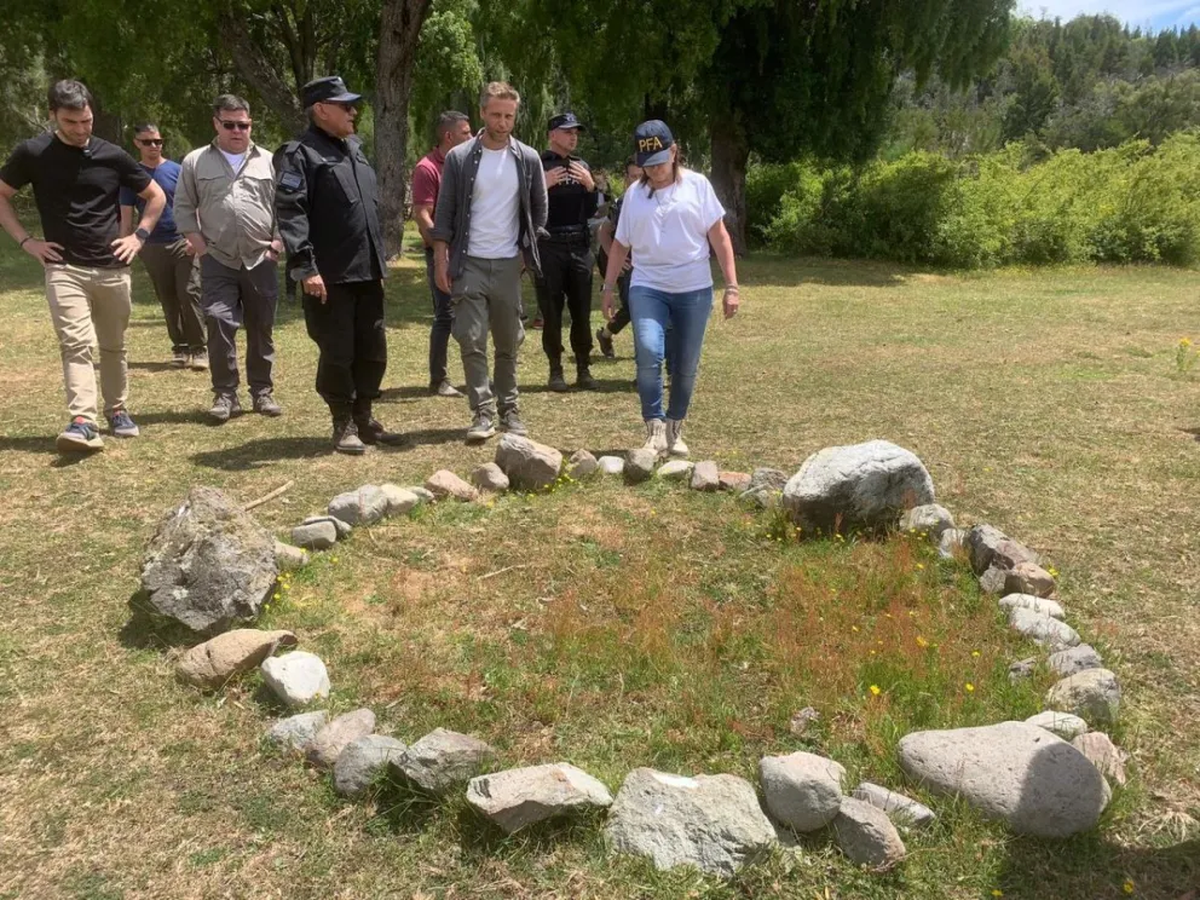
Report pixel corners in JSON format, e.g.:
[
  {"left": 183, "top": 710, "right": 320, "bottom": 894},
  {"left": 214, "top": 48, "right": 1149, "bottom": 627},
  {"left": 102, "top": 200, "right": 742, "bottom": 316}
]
[
  {"left": 722, "top": 285, "right": 740, "bottom": 320},
  {"left": 601, "top": 283, "right": 616, "bottom": 321}
]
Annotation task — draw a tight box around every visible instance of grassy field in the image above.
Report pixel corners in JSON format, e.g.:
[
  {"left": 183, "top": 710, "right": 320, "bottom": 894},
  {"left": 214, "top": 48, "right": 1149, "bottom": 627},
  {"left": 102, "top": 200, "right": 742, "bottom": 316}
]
[{"left": 0, "top": 239, "right": 1197, "bottom": 900}]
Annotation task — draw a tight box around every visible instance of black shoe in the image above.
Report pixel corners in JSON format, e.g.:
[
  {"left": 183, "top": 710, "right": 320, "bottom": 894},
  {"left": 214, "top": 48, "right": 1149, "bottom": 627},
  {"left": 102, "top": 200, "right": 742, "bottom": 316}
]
[
  {"left": 548, "top": 370, "right": 570, "bottom": 392},
  {"left": 355, "top": 417, "right": 406, "bottom": 446},
  {"left": 332, "top": 417, "right": 366, "bottom": 455},
  {"left": 500, "top": 409, "right": 528, "bottom": 436},
  {"left": 595, "top": 327, "right": 614, "bottom": 359},
  {"left": 576, "top": 368, "right": 598, "bottom": 390},
  {"left": 430, "top": 379, "right": 463, "bottom": 398},
  {"left": 466, "top": 411, "right": 496, "bottom": 443}
]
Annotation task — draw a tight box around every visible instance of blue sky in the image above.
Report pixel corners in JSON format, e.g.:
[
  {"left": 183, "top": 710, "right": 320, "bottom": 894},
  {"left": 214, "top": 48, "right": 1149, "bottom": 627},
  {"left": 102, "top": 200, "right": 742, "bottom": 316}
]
[{"left": 1019, "top": 0, "right": 1200, "bottom": 30}]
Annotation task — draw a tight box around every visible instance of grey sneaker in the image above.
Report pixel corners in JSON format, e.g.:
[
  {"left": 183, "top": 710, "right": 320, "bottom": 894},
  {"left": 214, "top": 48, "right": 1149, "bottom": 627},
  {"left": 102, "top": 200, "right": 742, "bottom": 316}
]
[
  {"left": 466, "top": 412, "right": 496, "bottom": 443},
  {"left": 107, "top": 409, "right": 140, "bottom": 438},
  {"left": 500, "top": 409, "right": 528, "bottom": 436},
  {"left": 170, "top": 350, "right": 189, "bottom": 368},
  {"left": 253, "top": 392, "right": 283, "bottom": 417},
  {"left": 431, "top": 379, "right": 463, "bottom": 398},
  {"left": 209, "top": 393, "right": 241, "bottom": 423}
]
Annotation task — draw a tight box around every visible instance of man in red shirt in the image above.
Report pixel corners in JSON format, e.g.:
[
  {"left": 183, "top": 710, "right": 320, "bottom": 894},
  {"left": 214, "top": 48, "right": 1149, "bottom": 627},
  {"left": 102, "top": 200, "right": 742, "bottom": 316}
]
[{"left": 412, "top": 110, "right": 473, "bottom": 397}]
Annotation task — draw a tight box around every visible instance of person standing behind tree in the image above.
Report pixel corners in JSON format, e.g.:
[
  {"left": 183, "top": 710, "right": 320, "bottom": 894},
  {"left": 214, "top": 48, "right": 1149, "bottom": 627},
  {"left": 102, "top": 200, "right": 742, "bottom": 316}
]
[
  {"left": 537, "top": 112, "right": 599, "bottom": 392},
  {"left": 0, "top": 80, "right": 166, "bottom": 454},
  {"left": 431, "top": 81, "right": 548, "bottom": 443},
  {"left": 601, "top": 121, "right": 739, "bottom": 458},
  {"left": 276, "top": 76, "right": 402, "bottom": 455},
  {"left": 119, "top": 123, "right": 207, "bottom": 370},
  {"left": 412, "top": 110, "right": 471, "bottom": 398}
]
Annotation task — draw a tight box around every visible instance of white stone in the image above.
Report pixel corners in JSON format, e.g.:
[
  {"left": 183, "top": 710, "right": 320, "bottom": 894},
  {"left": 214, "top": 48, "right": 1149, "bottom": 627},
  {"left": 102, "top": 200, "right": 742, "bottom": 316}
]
[
  {"left": 471, "top": 462, "right": 510, "bottom": 493},
  {"left": 759, "top": 751, "right": 846, "bottom": 832},
  {"left": 260, "top": 651, "right": 330, "bottom": 708},
  {"left": 380, "top": 484, "right": 420, "bottom": 516},
  {"left": 655, "top": 459, "right": 694, "bottom": 480},
  {"left": 690, "top": 460, "right": 720, "bottom": 491},
  {"left": 597, "top": 456, "right": 625, "bottom": 475},
  {"left": 999, "top": 593, "right": 1065, "bottom": 620},
  {"left": 1008, "top": 607, "right": 1080, "bottom": 649},
  {"left": 466, "top": 763, "right": 612, "bottom": 834},
  {"left": 851, "top": 782, "right": 936, "bottom": 829},
  {"left": 327, "top": 484, "right": 389, "bottom": 526},
  {"left": 899, "top": 503, "right": 955, "bottom": 538},
  {"left": 1025, "top": 711, "right": 1089, "bottom": 740}
]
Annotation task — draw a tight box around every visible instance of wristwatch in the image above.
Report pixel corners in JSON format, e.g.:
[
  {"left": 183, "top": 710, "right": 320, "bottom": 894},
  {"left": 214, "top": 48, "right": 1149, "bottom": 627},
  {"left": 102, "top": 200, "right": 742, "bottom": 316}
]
[{"left": 134, "top": 227, "right": 150, "bottom": 241}]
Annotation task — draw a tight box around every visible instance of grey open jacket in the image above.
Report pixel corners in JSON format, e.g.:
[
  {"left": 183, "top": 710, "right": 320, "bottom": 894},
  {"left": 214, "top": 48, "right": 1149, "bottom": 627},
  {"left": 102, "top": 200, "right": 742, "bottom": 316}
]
[{"left": 430, "top": 133, "right": 548, "bottom": 280}]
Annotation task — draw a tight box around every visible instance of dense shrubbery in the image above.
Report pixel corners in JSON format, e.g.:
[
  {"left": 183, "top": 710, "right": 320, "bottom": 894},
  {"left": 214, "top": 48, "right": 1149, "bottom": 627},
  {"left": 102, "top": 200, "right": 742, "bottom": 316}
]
[{"left": 751, "top": 131, "right": 1200, "bottom": 267}]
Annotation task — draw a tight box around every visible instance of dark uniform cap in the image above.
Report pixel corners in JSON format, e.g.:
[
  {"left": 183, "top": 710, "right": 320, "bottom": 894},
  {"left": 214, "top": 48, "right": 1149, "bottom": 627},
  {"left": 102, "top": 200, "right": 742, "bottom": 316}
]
[
  {"left": 634, "top": 119, "right": 673, "bottom": 167},
  {"left": 548, "top": 112, "right": 585, "bottom": 132},
  {"left": 302, "top": 76, "right": 362, "bottom": 108}
]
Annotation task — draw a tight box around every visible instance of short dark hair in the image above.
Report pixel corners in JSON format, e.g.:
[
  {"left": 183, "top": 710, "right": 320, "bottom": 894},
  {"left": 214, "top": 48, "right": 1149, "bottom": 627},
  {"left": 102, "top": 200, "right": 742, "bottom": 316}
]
[
  {"left": 48, "top": 80, "right": 93, "bottom": 113},
  {"left": 132, "top": 123, "right": 159, "bottom": 135},
  {"left": 435, "top": 110, "right": 469, "bottom": 142},
  {"left": 213, "top": 94, "right": 250, "bottom": 116},
  {"left": 625, "top": 155, "right": 638, "bottom": 171}
]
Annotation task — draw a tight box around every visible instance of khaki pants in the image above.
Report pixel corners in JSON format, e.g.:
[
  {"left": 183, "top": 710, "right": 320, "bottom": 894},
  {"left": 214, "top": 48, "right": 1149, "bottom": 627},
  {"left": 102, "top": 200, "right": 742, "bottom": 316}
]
[
  {"left": 452, "top": 255, "right": 524, "bottom": 415},
  {"left": 45, "top": 263, "right": 132, "bottom": 423}
]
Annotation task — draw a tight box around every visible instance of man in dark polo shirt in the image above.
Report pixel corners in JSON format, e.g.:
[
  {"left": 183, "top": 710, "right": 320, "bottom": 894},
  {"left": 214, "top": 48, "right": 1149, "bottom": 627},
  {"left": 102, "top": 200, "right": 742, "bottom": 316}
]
[
  {"left": 276, "top": 75, "right": 400, "bottom": 455},
  {"left": 412, "top": 110, "right": 472, "bottom": 398},
  {"left": 537, "top": 112, "right": 599, "bottom": 392},
  {"left": 0, "top": 80, "right": 166, "bottom": 454}
]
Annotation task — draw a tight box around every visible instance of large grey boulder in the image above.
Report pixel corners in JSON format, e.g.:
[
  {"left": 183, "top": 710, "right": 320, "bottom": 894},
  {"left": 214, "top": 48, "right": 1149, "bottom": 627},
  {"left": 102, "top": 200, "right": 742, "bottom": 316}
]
[
  {"left": 176, "top": 628, "right": 297, "bottom": 690},
  {"left": 141, "top": 486, "right": 278, "bottom": 634},
  {"left": 1008, "top": 608, "right": 1080, "bottom": 649},
  {"left": 851, "top": 782, "right": 936, "bottom": 829},
  {"left": 964, "top": 525, "right": 1040, "bottom": 576},
  {"left": 899, "top": 504, "right": 955, "bottom": 538},
  {"left": 782, "top": 441, "right": 935, "bottom": 532},
  {"left": 898, "top": 721, "right": 1110, "bottom": 837},
  {"left": 1045, "top": 669, "right": 1121, "bottom": 726},
  {"left": 307, "top": 708, "right": 377, "bottom": 770},
  {"left": 333, "top": 735, "right": 407, "bottom": 799},
  {"left": 495, "top": 434, "right": 562, "bottom": 491},
  {"left": 759, "top": 751, "right": 846, "bottom": 832},
  {"left": 266, "top": 711, "right": 328, "bottom": 752},
  {"left": 466, "top": 762, "right": 612, "bottom": 834},
  {"left": 327, "top": 485, "right": 388, "bottom": 526},
  {"left": 260, "top": 651, "right": 330, "bottom": 708},
  {"left": 393, "top": 728, "right": 494, "bottom": 794},
  {"left": 606, "top": 768, "right": 777, "bottom": 878},
  {"left": 1048, "top": 644, "right": 1103, "bottom": 677},
  {"left": 833, "top": 797, "right": 907, "bottom": 870}
]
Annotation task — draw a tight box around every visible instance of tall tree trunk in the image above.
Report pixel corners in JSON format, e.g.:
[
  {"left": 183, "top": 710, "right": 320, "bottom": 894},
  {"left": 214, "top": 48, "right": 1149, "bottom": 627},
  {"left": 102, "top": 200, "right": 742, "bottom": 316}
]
[
  {"left": 375, "top": 0, "right": 432, "bottom": 259},
  {"left": 216, "top": 9, "right": 306, "bottom": 133},
  {"left": 708, "top": 115, "right": 749, "bottom": 256}
]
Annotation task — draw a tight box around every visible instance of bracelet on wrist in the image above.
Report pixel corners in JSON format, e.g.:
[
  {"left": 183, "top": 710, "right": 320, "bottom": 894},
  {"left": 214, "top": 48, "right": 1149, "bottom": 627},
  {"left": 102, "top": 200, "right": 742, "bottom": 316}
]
[
  {"left": 18, "top": 236, "right": 31, "bottom": 248},
  {"left": 724, "top": 285, "right": 739, "bottom": 293}
]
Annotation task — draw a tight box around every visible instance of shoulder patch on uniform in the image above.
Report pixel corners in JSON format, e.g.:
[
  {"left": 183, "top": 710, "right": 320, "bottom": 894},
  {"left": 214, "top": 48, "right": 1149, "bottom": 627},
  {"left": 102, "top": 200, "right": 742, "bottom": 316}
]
[{"left": 279, "top": 171, "right": 303, "bottom": 190}]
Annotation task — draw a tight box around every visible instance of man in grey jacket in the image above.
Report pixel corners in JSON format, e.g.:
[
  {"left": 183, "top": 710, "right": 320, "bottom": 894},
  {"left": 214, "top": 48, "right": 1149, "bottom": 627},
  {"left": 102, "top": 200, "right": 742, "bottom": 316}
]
[{"left": 431, "top": 81, "right": 548, "bottom": 443}]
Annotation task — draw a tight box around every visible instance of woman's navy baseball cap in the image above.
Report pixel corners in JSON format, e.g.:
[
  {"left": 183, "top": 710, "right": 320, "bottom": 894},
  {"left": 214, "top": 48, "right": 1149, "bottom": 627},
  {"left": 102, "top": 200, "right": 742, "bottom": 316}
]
[{"left": 635, "top": 120, "right": 674, "bottom": 167}]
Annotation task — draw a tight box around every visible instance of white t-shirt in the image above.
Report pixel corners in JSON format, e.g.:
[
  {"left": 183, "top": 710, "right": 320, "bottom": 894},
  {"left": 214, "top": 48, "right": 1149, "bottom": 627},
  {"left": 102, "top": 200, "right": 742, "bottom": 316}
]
[
  {"left": 615, "top": 169, "right": 725, "bottom": 292},
  {"left": 468, "top": 146, "right": 520, "bottom": 259},
  {"left": 219, "top": 149, "right": 247, "bottom": 174}
]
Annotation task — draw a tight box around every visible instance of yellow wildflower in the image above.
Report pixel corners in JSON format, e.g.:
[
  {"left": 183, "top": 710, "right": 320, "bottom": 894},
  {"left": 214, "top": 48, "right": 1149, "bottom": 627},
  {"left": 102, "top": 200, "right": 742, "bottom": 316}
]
[
  {"left": 965, "top": 682, "right": 975, "bottom": 693},
  {"left": 916, "top": 635, "right": 929, "bottom": 648},
  {"left": 1123, "top": 880, "right": 1134, "bottom": 894},
  {"left": 869, "top": 685, "right": 881, "bottom": 696}
]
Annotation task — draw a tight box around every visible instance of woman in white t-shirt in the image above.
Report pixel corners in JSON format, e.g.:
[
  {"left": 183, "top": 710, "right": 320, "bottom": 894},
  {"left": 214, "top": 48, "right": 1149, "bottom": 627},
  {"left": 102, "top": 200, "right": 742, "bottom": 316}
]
[{"left": 600, "top": 120, "right": 739, "bottom": 457}]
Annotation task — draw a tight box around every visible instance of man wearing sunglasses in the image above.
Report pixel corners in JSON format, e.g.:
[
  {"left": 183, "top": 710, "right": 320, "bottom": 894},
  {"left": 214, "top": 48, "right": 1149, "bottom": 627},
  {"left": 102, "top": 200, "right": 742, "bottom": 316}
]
[
  {"left": 276, "top": 76, "right": 396, "bottom": 455},
  {"left": 175, "top": 94, "right": 284, "bottom": 424},
  {"left": 119, "top": 123, "right": 207, "bottom": 370}
]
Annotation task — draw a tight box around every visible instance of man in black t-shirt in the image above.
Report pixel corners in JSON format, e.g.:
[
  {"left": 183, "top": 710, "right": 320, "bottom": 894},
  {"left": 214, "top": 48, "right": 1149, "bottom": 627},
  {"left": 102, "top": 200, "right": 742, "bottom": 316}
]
[{"left": 0, "top": 80, "right": 166, "bottom": 454}]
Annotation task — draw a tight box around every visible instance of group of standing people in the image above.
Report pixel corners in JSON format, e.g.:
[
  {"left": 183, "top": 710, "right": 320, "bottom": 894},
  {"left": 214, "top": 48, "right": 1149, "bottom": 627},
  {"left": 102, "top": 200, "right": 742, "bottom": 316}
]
[{"left": 0, "top": 76, "right": 739, "bottom": 460}]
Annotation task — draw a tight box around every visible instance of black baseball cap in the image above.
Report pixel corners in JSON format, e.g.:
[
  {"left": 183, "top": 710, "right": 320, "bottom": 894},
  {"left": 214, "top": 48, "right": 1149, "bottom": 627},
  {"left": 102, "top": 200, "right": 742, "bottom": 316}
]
[
  {"left": 548, "top": 112, "right": 585, "bottom": 132},
  {"left": 634, "top": 120, "right": 673, "bottom": 167},
  {"left": 302, "top": 76, "right": 362, "bottom": 108}
]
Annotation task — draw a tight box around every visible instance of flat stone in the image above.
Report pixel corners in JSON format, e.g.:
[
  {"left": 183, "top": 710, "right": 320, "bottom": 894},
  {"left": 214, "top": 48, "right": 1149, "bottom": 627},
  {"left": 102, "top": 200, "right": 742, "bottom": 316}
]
[
  {"left": 273, "top": 541, "right": 309, "bottom": 571},
  {"left": 568, "top": 449, "right": 598, "bottom": 478},
  {"left": 979, "top": 565, "right": 1009, "bottom": 595},
  {"left": 307, "top": 708, "right": 376, "bottom": 770},
  {"left": 393, "top": 728, "right": 495, "bottom": 793},
  {"left": 176, "top": 628, "right": 297, "bottom": 690},
  {"left": 760, "top": 751, "right": 846, "bottom": 832},
  {"left": 1008, "top": 607, "right": 1080, "bottom": 649},
  {"left": 1048, "top": 644, "right": 1103, "bottom": 677},
  {"left": 141, "top": 486, "right": 278, "bottom": 634},
  {"left": 624, "top": 448, "right": 656, "bottom": 483},
  {"left": 606, "top": 768, "right": 776, "bottom": 878},
  {"left": 292, "top": 521, "right": 337, "bottom": 550},
  {"left": 379, "top": 484, "right": 420, "bottom": 516},
  {"left": 333, "top": 735, "right": 407, "bottom": 798},
  {"left": 833, "top": 797, "right": 907, "bottom": 870},
  {"left": 783, "top": 441, "right": 935, "bottom": 533},
  {"left": 471, "top": 462, "right": 510, "bottom": 493},
  {"left": 899, "top": 503, "right": 955, "bottom": 538},
  {"left": 328, "top": 484, "right": 388, "bottom": 526},
  {"left": 597, "top": 455, "right": 625, "bottom": 475},
  {"left": 938, "top": 527, "right": 966, "bottom": 560},
  {"left": 999, "top": 593, "right": 1065, "bottom": 620},
  {"left": 964, "top": 524, "right": 1040, "bottom": 576},
  {"left": 1025, "top": 711, "right": 1089, "bottom": 740},
  {"left": 404, "top": 486, "right": 436, "bottom": 504},
  {"left": 426, "top": 469, "right": 479, "bottom": 502},
  {"left": 495, "top": 434, "right": 562, "bottom": 491},
  {"left": 302, "top": 514, "right": 351, "bottom": 538},
  {"left": 851, "top": 782, "right": 936, "bottom": 829},
  {"left": 1005, "top": 561, "right": 1056, "bottom": 598},
  {"left": 689, "top": 460, "right": 719, "bottom": 491},
  {"left": 656, "top": 459, "right": 694, "bottom": 480},
  {"left": 266, "top": 711, "right": 328, "bottom": 752},
  {"left": 1045, "top": 669, "right": 1121, "bottom": 726},
  {"left": 466, "top": 762, "right": 612, "bottom": 834},
  {"left": 1071, "top": 732, "right": 1128, "bottom": 787},
  {"left": 718, "top": 471, "right": 752, "bottom": 491},
  {"left": 1009, "top": 657, "right": 1038, "bottom": 681},
  {"left": 898, "top": 721, "right": 1110, "bottom": 837},
  {"left": 260, "top": 651, "right": 330, "bottom": 708}
]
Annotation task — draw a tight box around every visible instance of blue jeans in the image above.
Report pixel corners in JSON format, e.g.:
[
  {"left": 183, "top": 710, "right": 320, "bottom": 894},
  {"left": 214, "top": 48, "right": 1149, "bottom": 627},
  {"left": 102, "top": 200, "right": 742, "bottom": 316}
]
[{"left": 630, "top": 285, "right": 711, "bottom": 421}]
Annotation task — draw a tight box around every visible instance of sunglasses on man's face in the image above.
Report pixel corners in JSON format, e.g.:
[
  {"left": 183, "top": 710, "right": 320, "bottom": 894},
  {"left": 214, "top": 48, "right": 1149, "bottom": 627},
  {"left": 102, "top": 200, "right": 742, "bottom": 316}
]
[
  {"left": 138, "top": 138, "right": 164, "bottom": 146},
  {"left": 219, "top": 120, "right": 252, "bottom": 131},
  {"left": 323, "top": 101, "right": 356, "bottom": 112}
]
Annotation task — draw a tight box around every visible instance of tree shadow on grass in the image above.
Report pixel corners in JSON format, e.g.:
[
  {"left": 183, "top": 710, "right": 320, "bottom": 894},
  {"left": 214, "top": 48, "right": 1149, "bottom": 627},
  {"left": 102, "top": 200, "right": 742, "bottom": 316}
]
[
  {"left": 455, "top": 805, "right": 609, "bottom": 862},
  {"left": 521, "top": 377, "right": 636, "bottom": 396},
  {"left": 993, "top": 834, "right": 1198, "bottom": 898},
  {"left": 1179, "top": 425, "right": 1200, "bottom": 443},
  {"left": 134, "top": 408, "right": 214, "bottom": 428},
  {"left": 190, "top": 435, "right": 331, "bottom": 470}
]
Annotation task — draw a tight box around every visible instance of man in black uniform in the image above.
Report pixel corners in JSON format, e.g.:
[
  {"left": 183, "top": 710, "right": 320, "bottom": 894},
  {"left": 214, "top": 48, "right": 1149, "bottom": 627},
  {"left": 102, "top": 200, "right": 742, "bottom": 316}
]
[
  {"left": 537, "top": 112, "right": 599, "bottom": 392},
  {"left": 275, "top": 76, "right": 401, "bottom": 455}
]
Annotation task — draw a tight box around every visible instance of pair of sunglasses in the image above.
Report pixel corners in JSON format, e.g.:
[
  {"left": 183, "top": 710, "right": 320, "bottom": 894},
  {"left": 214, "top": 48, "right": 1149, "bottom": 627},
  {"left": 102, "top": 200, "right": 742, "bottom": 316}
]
[
  {"left": 219, "top": 121, "right": 252, "bottom": 131},
  {"left": 137, "top": 138, "right": 164, "bottom": 146}
]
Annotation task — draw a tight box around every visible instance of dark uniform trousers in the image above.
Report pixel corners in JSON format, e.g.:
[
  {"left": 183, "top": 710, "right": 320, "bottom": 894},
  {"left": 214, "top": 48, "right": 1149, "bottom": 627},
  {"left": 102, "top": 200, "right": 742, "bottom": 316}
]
[
  {"left": 200, "top": 254, "right": 277, "bottom": 398},
  {"left": 596, "top": 246, "right": 632, "bottom": 335},
  {"left": 536, "top": 235, "right": 594, "bottom": 371},
  {"left": 302, "top": 280, "right": 387, "bottom": 406}
]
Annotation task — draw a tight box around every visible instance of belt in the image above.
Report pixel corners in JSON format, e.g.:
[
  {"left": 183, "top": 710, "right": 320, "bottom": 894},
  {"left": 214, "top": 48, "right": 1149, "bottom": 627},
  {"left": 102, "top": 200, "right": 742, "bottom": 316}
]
[{"left": 540, "top": 230, "right": 589, "bottom": 245}]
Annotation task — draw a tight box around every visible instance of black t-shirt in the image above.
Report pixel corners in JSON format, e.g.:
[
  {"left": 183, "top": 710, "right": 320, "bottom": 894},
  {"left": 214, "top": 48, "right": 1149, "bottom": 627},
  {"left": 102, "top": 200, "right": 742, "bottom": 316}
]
[
  {"left": 540, "top": 150, "right": 598, "bottom": 233},
  {"left": 0, "top": 132, "right": 151, "bottom": 267}
]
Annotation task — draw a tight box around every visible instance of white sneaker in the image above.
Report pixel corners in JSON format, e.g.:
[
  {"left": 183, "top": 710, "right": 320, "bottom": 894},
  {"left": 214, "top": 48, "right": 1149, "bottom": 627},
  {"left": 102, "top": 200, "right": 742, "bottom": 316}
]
[
  {"left": 666, "top": 418, "right": 688, "bottom": 457},
  {"left": 642, "top": 419, "right": 668, "bottom": 455}
]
